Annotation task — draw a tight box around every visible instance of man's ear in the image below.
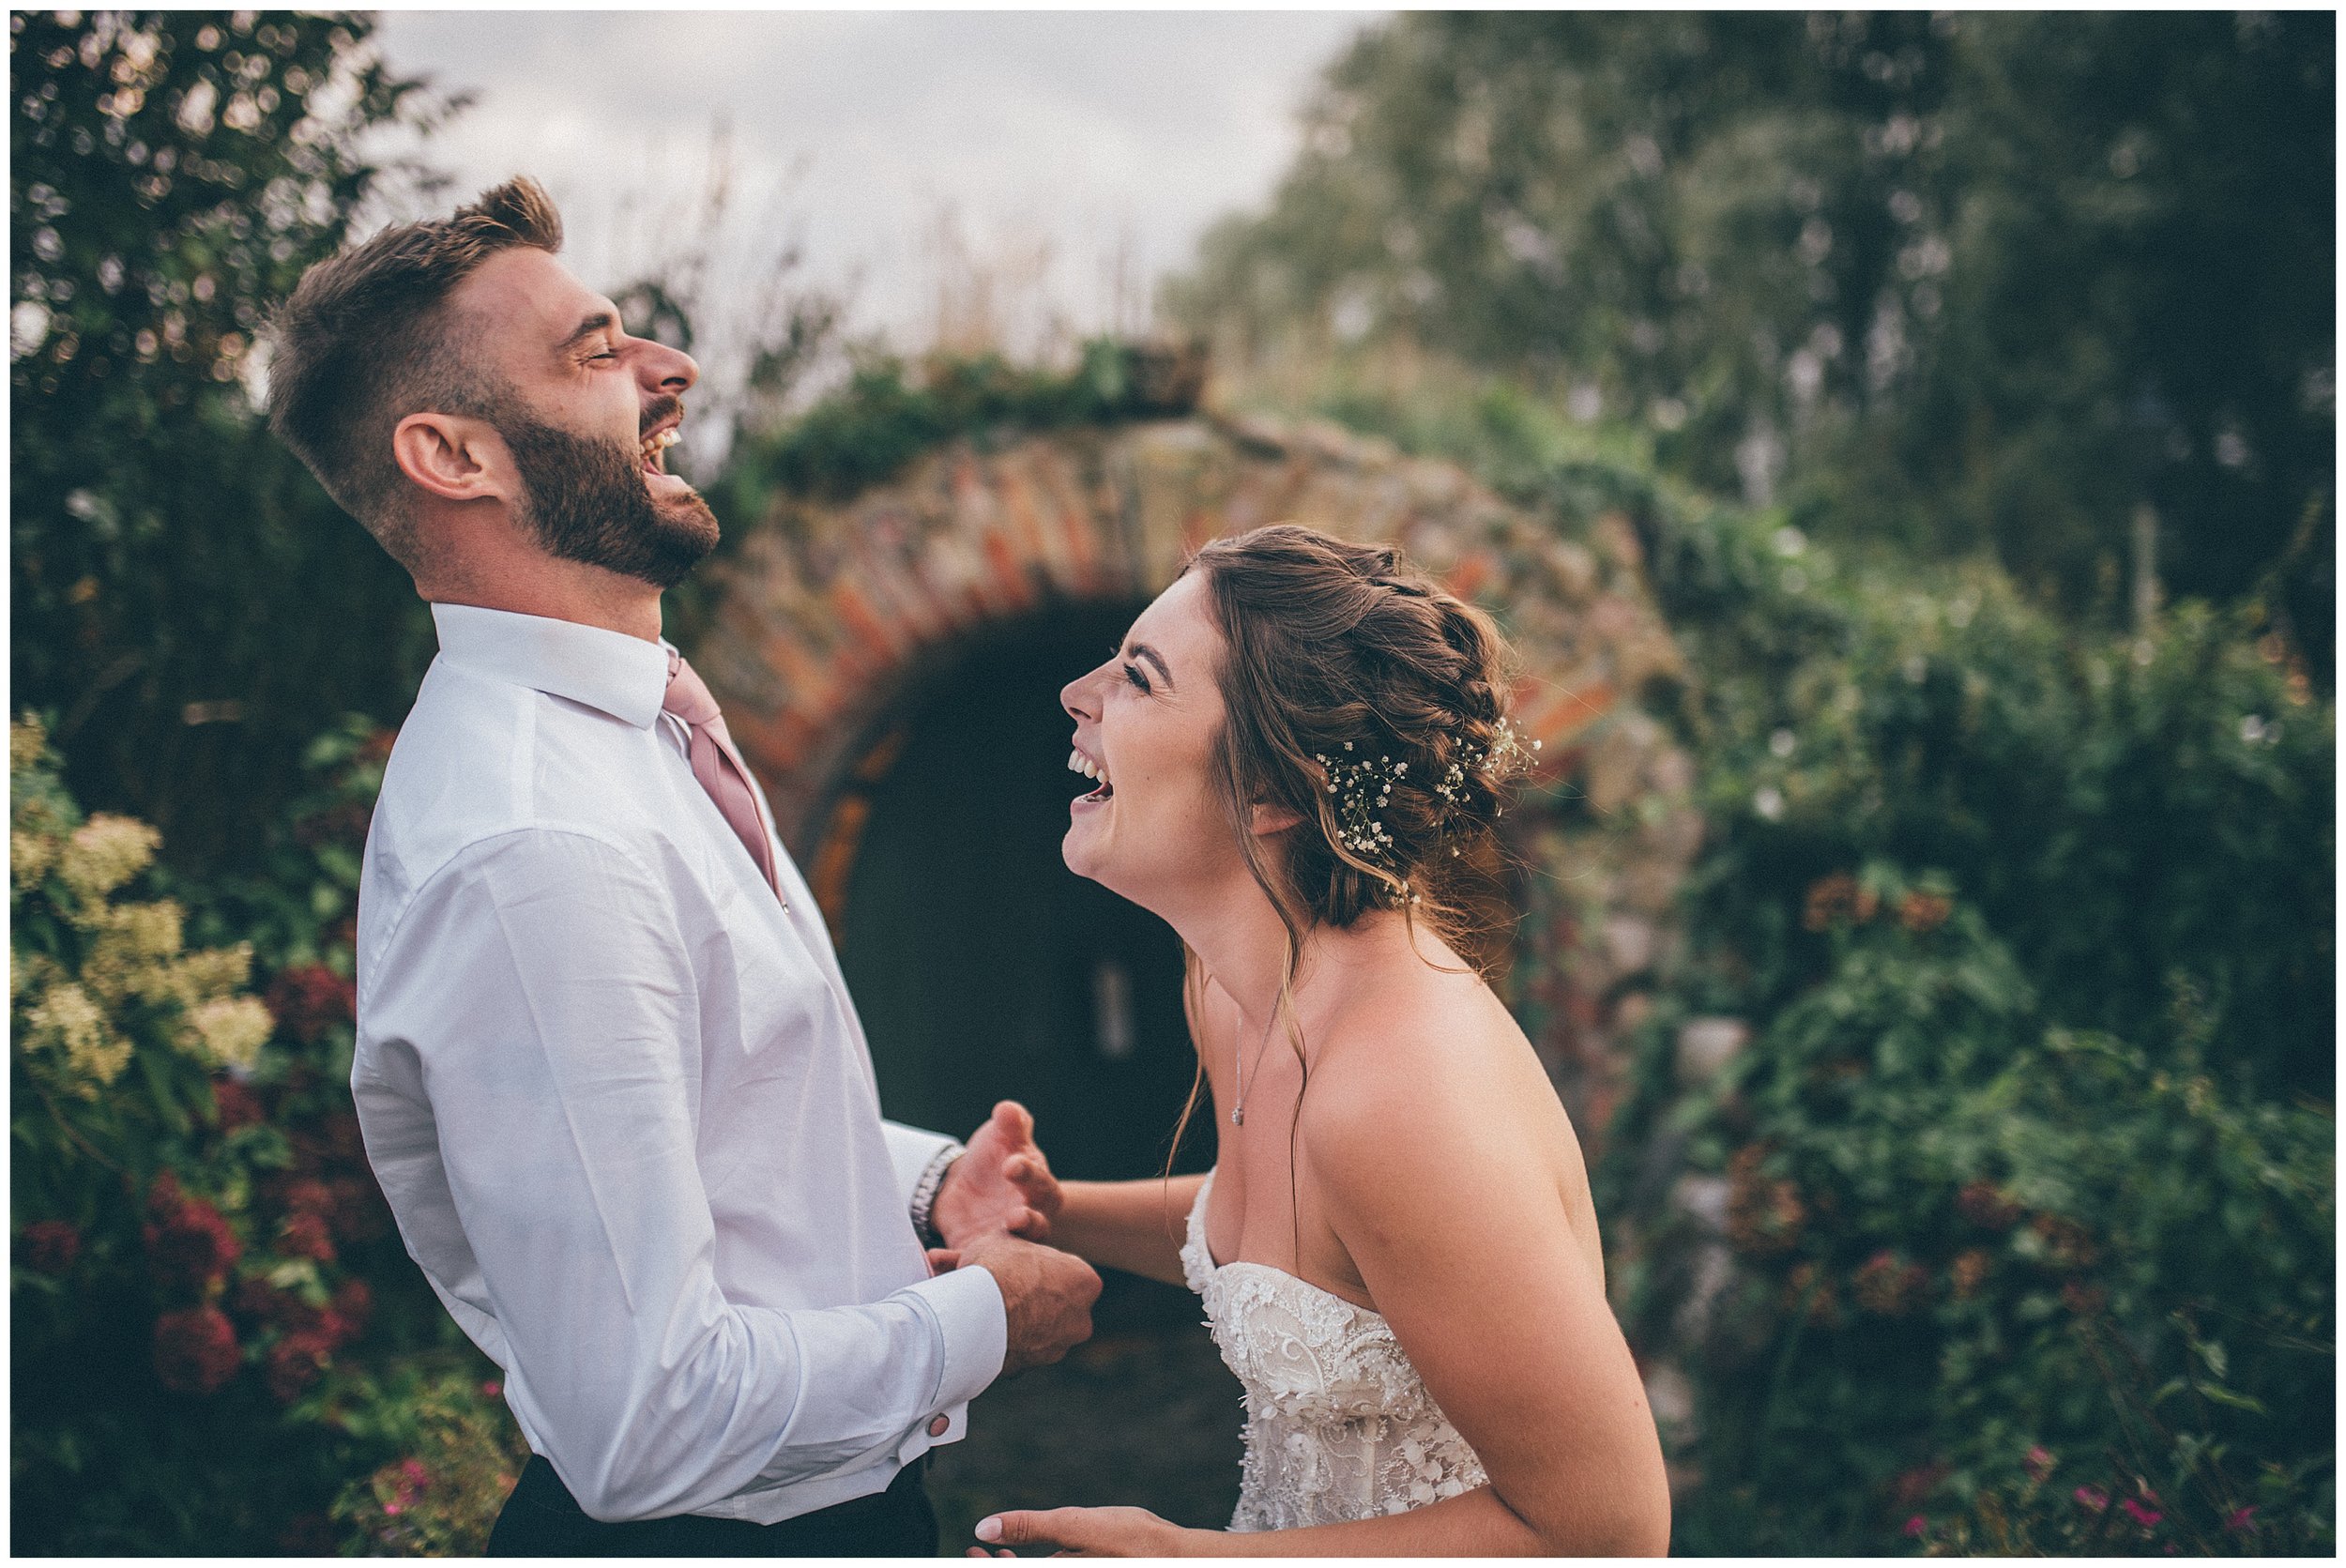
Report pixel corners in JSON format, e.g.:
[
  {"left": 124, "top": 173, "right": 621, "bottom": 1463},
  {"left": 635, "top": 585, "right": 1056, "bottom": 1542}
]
[
  {"left": 391, "top": 411, "right": 510, "bottom": 505},
  {"left": 1249, "top": 799, "right": 1303, "bottom": 836}
]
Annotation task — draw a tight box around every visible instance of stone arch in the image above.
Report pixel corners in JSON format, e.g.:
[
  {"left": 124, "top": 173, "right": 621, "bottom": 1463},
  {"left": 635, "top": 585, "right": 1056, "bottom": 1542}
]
[{"left": 694, "top": 412, "right": 1702, "bottom": 1146}]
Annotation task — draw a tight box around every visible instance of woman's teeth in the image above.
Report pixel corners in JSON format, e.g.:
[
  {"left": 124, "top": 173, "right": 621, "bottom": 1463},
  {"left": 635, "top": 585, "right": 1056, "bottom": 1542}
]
[{"left": 1068, "top": 749, "right": 1113, "bottom": 793}]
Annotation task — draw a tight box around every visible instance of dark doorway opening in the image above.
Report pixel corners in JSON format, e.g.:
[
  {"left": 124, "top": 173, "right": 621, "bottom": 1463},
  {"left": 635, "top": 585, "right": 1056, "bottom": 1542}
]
[{"left": 812, "top": 602, "right": 1212, "bottom": 1327}]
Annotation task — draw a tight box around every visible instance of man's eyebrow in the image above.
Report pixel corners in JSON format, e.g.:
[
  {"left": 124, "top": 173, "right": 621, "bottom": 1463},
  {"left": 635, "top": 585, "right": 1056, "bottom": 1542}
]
[
  {"left": 557, "top": 311, "right": 616, "bottom": 353},
  {"left": 1129, "top": 642, "right": 1175, "bottom": 689}
]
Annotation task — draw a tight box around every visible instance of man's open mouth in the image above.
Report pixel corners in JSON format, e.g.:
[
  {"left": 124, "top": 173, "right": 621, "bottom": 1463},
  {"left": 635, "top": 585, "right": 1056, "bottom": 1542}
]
[{"left": 641, "top": 427, "right": 678, "bottom": 475}]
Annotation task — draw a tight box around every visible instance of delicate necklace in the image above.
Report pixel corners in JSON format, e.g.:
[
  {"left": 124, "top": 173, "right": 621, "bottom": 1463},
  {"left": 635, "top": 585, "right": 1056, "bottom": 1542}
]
[{"left": 1230, "top": 1000, "right": 1279, "bottom": 1126}]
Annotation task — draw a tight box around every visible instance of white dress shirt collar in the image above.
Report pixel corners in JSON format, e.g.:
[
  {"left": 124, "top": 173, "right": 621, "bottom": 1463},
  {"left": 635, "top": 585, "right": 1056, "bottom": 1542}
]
[{"left": 429, "top": 601, "right": 670, "bottom": 732}]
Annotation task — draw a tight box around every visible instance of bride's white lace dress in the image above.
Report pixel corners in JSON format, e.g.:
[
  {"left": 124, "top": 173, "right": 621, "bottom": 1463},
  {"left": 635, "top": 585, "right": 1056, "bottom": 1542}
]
[{"left": 1181, "top": 1169, "right": 1487, "bottom": 1531}]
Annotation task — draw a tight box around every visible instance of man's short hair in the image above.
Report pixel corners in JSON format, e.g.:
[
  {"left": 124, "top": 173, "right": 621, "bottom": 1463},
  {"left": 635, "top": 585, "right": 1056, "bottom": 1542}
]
[{"left": 266, "top": 176, "right": 563, "bottom": 571}]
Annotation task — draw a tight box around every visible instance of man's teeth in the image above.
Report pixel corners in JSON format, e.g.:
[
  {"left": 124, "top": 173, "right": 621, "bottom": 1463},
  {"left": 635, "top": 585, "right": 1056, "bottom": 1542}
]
[
  {"left": 1067, "top": 749, "right": 1112, "bottom": 788},
  {"left": 641, "top": 428, "right": 679, "bottom": 463}
]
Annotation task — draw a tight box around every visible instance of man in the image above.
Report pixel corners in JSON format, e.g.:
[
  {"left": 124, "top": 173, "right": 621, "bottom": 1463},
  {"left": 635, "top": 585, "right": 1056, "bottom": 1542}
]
[{"left": 267, "top": 176, "right": 1100, "bottom": 1554}]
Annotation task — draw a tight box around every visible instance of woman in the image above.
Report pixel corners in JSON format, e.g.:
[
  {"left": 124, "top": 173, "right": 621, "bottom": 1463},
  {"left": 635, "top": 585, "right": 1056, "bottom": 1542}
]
[{"left": 957, "top": 525, "right": 1669, "bottom": 1555}]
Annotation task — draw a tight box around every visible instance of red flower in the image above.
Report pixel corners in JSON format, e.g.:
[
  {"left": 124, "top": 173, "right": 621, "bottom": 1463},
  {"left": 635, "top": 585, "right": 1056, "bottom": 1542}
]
[
  {"left": 1956, "top": 1180, "right": 2022, "bottom": 1230},
  {"left": 264, "top": 964, "right": 356, "bottom": 1046},
  {"left": 18, "top": 1219, "right": 82, "bottom": 1274},
  {"left": 482, "top": 1378, "right": 503, "bottom": 1398},
  {"left": 144, "top": 1178, "right": 241, "bottom": 1294},
  {"left": 211, "top": 1078, "right": 266, "bottom": 1132},
  {"left": 321, "top": 1111, "right": 366, "bottom": 1165},
  {"left": 278, "top": 1210, "right": 336, "bottom": 1264},
  {"left": 283, "top": 1177, "right": 336, "bottom": 1216},
  {"left": 1854, "top": 1250, "right": 1929, "bottom": 1317},
  {"left": 265, "top": 1327, "right": 334, "bottom": 1402},
  {"left": 328, "top": 1172, "right": 392, "bottom": 1242},
  {"left": 2121, "top": 1498, "right": 2163, "bottom": 1530},
  {"left": 1903, "top": 1515, "right": 1925, "bottom": 1538},
  {"left": 331, "top": 1277, "right": 374, "bottom": 1343},
  {"left": 2226, "top": 1506, "right": 2258, "bottom": 1533},
  {"left": 153, "top": 1305, "right": 241, "bottom": 1394},
  {"left": 1892, "top": 1460, "right": 1950, "bottom": 1509}
]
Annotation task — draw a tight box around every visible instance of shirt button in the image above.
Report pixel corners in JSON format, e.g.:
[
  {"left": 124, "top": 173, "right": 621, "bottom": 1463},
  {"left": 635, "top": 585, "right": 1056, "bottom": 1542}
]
[{"left": 927, "top": 1415, "right": 951, "bottom": 1438}]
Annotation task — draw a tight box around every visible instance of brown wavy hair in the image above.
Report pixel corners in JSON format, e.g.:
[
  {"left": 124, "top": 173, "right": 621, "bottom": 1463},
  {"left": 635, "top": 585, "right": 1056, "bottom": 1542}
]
[
  {"left": 267, "top": 175, "right": 564, "bottom": 571},
  {"left": 1165, "top": 524, "right": 1528, "bottom": 1186}
]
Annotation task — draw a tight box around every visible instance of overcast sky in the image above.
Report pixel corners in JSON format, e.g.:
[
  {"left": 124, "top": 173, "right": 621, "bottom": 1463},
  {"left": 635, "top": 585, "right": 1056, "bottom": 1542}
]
[{"left": 370, "top": 9, "right": 1375, "bottom": 407}]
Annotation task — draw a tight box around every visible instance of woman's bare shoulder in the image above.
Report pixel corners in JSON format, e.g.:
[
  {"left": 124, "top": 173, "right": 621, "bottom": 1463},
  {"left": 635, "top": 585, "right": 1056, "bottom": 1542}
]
[{"left": 1302, "top": 966, "right": 1551, "bottom": 1160}]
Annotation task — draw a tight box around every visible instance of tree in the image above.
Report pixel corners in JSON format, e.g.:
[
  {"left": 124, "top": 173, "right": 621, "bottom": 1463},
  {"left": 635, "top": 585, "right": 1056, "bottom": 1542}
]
[
  {"left": 1169, "top": 12, "right": 2334, "bottom": 667},
  {"left": 11, "top": 11, "right": 451, "bottom": 872}
]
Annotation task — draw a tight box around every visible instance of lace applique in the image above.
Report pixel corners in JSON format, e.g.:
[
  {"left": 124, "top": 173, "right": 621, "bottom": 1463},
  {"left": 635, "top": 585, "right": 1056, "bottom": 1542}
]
[{"left": 1181, "top": 1171, "right": 1487, "bottom": 1531}]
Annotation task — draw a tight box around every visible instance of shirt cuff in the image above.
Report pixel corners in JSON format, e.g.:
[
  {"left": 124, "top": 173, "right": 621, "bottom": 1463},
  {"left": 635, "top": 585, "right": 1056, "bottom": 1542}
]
[
  {"left": 882, "top": 1120, "right": 960, "bottom": 1210},
  {"left": 902, "top": 1259, "right": 1008, "bottom": 1415}
]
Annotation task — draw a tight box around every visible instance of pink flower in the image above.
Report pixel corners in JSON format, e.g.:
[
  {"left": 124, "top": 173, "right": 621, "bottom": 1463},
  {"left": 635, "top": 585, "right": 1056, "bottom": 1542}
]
[
  {"left": 2225, "top": 1506, "right": 2258, "bottom": 1533},
  {"left": 2121, "top": 1498, "right": 2163, "bottom": 1529},
  {"left": 482, "top": 1378, "right": 502, "bottom": 1398},
  {"left": 2074, "top": 1485, "right": 2109, "bottom": 1512},
  {"left": 401, "top": 1458, "right": 429, "bottom": 1488},
  {"left": 1903, "top": 1515, "right": 1925, "bottom": 1537},
  {"left": 2024, "top": 1445, "right": 2055, "bottom": 1481}
]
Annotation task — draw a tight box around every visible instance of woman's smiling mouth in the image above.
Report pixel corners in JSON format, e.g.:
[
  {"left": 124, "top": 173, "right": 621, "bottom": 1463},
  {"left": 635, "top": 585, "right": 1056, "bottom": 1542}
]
[{"left": 1068, "top": 747, "right": 1114, "bottom": 804}]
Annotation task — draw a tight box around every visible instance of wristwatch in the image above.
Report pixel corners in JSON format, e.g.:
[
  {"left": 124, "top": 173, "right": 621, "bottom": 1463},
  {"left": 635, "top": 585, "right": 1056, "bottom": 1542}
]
[{"left": 908, "top": 1139, "right": 965, "bottom": 1248}]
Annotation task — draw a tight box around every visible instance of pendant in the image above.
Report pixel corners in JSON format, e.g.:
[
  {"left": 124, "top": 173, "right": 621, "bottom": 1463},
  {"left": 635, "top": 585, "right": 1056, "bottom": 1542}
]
[{"left": 1230, "top": 1107, "right": 1244, "bottom": 1125}]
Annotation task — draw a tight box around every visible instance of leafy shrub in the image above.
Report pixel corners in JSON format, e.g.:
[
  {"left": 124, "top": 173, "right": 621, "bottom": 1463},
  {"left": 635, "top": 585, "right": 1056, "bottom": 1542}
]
[
  {"left": 1578, "top": 495, "right": 2333, "bottom": 1554},
  {"left": 9, "top": 714, "right": 519, "bottom": 1554},
  {"left": 1625, "top": 878, "right": 2331, "bottom": 1553},
  {"left": 1239, "top": 370, "right": 2331, "bottom": 1555}
]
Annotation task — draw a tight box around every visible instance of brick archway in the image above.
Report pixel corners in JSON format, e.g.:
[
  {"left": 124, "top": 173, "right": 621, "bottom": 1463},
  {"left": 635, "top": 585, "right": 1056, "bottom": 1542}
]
[{"left": 693, "top": 412, "right": 1702, "bottom": 1140}]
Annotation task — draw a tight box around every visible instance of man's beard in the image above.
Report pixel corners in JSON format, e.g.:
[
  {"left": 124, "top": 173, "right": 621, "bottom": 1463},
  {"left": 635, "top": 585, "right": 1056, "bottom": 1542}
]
[{"left": 498, "top": 409, "right": 720, "bottom": 591}]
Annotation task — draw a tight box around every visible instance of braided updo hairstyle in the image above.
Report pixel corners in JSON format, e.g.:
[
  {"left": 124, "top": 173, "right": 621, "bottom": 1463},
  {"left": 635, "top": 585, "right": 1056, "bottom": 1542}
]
[{"left": 1186, "top": 523, "right": 1530, "bottom": 982}]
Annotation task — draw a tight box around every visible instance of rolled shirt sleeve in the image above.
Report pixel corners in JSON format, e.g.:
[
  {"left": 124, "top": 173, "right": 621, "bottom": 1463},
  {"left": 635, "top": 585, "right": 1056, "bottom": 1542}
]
[{"left": 356, "top": 827, "right": 1004, "bottom": 1523}]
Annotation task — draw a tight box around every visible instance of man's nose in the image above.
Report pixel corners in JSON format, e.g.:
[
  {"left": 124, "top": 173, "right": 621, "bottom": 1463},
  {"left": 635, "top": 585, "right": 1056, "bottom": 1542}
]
[{"left": 641, "top": 339, "right": 698, "bottom": 396}]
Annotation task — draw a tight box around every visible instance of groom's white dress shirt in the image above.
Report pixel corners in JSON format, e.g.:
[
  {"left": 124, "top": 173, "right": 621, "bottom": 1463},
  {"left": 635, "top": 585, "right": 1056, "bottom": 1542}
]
[{"left": 352, "top": 602, "right": 1006, "bottom": 1526}]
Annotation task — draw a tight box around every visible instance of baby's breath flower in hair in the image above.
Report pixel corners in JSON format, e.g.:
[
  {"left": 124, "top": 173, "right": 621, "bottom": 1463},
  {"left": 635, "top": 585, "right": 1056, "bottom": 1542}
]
[{"left": 1316, "top": 746, "right": 1406, "bottom": 860}]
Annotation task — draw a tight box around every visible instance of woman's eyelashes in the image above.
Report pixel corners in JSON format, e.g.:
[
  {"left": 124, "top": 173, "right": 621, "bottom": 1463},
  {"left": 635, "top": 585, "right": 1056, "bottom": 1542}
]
[{"left": 1122, "top": 662, "right": 1150, "bottom": 693}]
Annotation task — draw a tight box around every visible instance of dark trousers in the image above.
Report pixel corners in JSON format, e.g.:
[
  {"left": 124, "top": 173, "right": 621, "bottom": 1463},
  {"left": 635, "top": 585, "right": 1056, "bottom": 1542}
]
[{"left": 486, "top": 1453, "right": 936, "bottom": 1557}]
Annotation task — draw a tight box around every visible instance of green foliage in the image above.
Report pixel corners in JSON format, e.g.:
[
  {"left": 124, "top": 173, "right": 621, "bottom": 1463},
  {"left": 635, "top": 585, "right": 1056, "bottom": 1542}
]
[
  {"left": 709, "top": 339, "right": 1200, "bottom": 517},
  {"left": 330, "top": 1362, "right": 532, "bottom": 1556},
  {"left": 1641, "top": 501, "right": 2333, "bottom": 1100},
  {"left": 10, "top": 712, "right": 519, "bottom": 1554},
  {"left": 11, "top": 11, "right": 448, "bottom": 872},
  {"left": 1171, "top": 11, "right": 2335, "bottom": 667},
  {"left": 1624, "top": 899, "right": 2333, "bottom": 1555},
  {"left": 1569, "top": 491, "right": 2333, "bottom": 1552},
  {"left": 1272, "top": 364, "right": 2332, "bottom": 1553}
]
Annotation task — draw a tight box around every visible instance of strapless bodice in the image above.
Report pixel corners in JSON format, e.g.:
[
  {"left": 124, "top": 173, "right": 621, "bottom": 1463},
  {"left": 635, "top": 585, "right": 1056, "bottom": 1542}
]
[{"left": 1180, "top": 1170, "right": 1486, "bottom": 1530}]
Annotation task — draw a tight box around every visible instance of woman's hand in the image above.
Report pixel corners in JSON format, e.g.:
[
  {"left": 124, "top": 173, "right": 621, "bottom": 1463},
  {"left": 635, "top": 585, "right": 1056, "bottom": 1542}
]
[
  {"left": 967, "top": 1505, "right": 1202, "bottom": 1557},
  {"left": 936, "top": 1102, "right": 1064, "bottom": 1246}
]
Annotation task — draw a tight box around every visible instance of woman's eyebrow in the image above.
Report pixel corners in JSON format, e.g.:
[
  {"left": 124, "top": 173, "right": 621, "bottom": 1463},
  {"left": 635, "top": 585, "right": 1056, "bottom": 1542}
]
[{"left": 1128, "top": 642, "right": 1175, "bottom": 689}]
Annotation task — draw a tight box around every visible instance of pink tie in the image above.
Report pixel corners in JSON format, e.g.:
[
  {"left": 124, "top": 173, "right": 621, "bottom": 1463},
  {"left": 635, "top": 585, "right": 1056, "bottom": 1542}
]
[{"left": 663, "top": 650, "right": 784, "bottom": 904}]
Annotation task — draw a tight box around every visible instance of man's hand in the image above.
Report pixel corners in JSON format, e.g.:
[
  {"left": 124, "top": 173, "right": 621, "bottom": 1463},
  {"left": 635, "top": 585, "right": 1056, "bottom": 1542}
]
[
  {"left": 933, "top": 1101, "right": 1062, "bottom": 1247},
  {"left": 936, "top": 1230, "right": 1099, "bottom": 1375}
]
